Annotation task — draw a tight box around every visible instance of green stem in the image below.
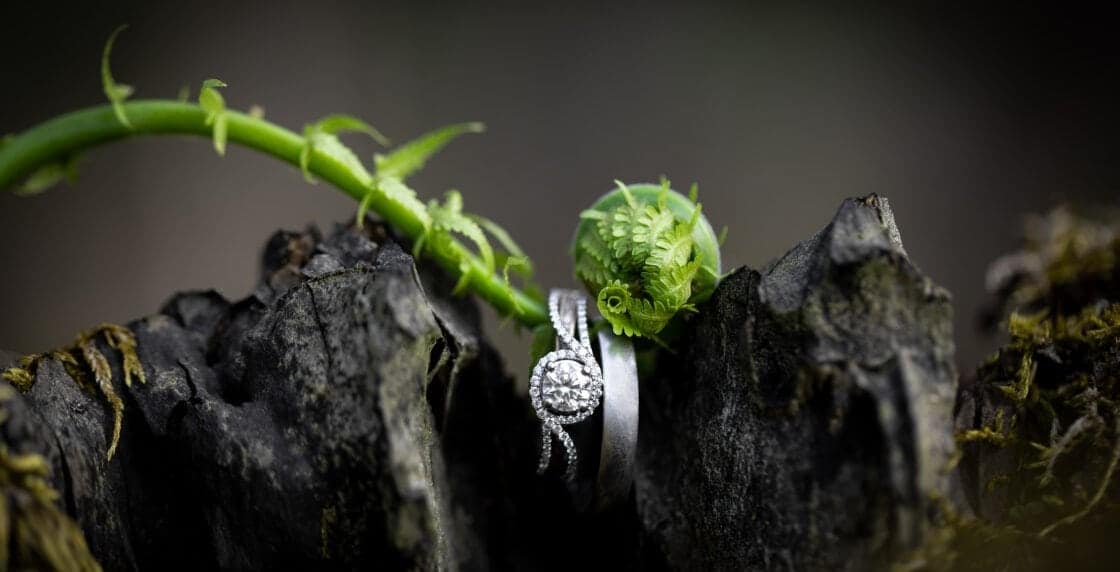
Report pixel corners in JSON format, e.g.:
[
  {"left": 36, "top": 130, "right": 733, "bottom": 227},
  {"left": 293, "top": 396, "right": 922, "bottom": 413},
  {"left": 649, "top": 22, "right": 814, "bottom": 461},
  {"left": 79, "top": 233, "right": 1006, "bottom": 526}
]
[{"left": 0, "top": 100, "right": 547, "bottom": 325}]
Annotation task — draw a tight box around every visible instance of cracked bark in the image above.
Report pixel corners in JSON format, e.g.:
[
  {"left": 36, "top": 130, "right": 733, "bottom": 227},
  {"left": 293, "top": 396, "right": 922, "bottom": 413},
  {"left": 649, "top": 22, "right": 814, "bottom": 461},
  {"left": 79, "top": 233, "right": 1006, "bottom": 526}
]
[
  {"left": 2, "top": 223, "right": 515, "bottom": 570},
  {"left": 1, "top": 196, "right": 960, "bottom": 570}
]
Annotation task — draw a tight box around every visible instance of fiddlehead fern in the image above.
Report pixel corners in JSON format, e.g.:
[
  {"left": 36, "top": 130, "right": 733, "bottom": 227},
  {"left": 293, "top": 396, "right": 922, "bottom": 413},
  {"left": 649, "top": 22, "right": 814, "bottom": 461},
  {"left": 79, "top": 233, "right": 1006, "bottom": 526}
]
[{"left": 572, "top": 179, "right": 722, "bottom": 339}]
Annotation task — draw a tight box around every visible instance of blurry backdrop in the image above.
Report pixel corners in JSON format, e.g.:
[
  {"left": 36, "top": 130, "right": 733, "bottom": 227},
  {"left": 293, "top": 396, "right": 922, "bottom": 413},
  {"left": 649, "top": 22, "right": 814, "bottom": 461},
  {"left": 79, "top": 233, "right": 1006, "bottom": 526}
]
[{"left": 2, "top": 1, "right": 1117, "bottom": 371}]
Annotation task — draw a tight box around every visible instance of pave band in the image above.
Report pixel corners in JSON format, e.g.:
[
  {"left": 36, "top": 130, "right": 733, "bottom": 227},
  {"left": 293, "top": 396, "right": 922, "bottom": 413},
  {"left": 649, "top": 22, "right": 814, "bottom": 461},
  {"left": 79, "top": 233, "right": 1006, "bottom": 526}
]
[{"left": 531, "top": 289, "right": 603, "bottom": 481}]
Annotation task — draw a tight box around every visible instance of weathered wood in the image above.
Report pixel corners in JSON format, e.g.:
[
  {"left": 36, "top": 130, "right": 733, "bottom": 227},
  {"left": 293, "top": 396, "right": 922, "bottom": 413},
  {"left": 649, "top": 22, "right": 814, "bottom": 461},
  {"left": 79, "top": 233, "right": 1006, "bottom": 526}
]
[
  {"left": 3, "top": 196, "right": 965, "bottom": 571},
  {"left": 635, "top": 195, "right": 958, "bottom": 569},
  {"left": 2, "top": 224, "right": 513, "bottom": 570}
]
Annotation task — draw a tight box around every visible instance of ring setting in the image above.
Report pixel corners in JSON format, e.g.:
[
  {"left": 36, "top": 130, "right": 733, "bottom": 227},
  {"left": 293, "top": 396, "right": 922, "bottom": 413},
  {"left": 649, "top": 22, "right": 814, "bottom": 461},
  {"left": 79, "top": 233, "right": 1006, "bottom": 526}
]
[{"left": 531, "top": 290, "right": 603, "bottom": 481}]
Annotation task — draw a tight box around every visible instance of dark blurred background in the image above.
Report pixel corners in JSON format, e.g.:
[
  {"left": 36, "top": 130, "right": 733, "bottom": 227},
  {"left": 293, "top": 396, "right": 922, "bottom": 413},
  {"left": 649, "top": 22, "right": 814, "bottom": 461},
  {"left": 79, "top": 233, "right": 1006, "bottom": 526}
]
[{"left": 1, "top": 1, "right": 1117, "bottom": 372}]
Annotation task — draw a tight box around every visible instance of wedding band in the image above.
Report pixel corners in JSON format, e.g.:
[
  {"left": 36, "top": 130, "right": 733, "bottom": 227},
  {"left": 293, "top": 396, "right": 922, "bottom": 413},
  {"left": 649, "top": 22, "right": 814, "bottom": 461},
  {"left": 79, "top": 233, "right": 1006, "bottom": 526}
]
[{"left": 594, "top": 329, "right": 639, "bottom": 510}]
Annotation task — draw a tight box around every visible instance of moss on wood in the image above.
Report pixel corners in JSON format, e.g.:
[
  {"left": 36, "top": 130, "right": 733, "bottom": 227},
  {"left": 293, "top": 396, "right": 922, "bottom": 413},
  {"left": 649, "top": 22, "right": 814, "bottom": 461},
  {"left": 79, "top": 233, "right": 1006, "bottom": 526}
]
[
  {"left": 2, "top": 324, "right": 146, "bottom": 460},
  {"left": 0, "top": 385, "right": 101, "bottom": 572},
  {"left": 919, "top": 207, "right": 1120, "bottom": 570}
]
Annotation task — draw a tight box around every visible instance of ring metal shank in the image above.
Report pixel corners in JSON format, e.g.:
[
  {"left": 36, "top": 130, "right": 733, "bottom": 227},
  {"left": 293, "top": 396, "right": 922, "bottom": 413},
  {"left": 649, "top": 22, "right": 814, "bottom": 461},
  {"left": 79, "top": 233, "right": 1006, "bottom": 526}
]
[{"left": 594, "top": 329, "right": 639, "bottom": 510}]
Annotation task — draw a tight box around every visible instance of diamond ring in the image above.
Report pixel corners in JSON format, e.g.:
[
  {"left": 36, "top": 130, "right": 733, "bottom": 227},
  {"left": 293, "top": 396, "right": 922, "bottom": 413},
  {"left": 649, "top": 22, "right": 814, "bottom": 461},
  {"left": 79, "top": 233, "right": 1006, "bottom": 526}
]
[{"left": 531, "top": 289, "right": 604, "bottom": 481}]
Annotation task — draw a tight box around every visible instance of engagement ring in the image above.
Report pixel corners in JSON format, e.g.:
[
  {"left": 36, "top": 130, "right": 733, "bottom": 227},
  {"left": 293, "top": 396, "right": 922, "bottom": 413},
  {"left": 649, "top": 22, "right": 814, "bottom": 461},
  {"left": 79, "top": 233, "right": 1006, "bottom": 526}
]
[{"left": 531, "top": 289, "right": 604, "bottom": 481}]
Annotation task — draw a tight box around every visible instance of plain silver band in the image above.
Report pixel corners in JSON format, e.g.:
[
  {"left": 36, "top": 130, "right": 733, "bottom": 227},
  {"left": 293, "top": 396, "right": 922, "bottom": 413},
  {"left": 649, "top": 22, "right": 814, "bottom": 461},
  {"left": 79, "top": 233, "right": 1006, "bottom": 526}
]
[{"left": 594, "top": 329, "right": 639, "bottom": 510}]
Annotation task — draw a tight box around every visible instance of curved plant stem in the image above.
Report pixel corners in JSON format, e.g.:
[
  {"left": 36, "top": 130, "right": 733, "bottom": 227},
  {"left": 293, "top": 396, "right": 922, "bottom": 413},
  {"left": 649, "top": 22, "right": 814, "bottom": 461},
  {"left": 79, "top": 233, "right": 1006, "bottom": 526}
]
[{"left": 0, "top": 100, "right": 547, "bottom": 325}]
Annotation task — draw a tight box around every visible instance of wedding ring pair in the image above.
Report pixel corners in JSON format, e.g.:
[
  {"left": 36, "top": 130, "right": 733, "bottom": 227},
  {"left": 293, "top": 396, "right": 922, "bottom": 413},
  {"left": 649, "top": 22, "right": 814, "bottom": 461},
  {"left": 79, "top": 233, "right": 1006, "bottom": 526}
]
[{"left": 531, "top": 289, "right": 638, "bottom": 509}]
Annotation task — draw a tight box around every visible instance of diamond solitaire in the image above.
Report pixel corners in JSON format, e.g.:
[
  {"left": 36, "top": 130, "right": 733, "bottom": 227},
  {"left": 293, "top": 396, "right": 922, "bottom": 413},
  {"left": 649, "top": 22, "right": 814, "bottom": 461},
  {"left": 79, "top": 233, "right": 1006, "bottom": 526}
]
[
  {"left": 531, "top": 290, "right": 604, "bottom": 481},
  {"left": 543, "top": 359, "right": 596, "bottom": 413}
]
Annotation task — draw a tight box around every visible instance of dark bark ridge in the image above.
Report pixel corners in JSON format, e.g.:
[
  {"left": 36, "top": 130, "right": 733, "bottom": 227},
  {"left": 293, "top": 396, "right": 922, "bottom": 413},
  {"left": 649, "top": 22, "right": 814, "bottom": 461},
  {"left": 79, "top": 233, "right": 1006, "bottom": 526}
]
[
  {"left": 636, "top": 195, "right": 958, "bottom": 570},
  {"left": 2, "top": 195, "right": 961, "bottom": 570},
  {"left": 2, "top": 224, "right": 515, "bottom": 570}
]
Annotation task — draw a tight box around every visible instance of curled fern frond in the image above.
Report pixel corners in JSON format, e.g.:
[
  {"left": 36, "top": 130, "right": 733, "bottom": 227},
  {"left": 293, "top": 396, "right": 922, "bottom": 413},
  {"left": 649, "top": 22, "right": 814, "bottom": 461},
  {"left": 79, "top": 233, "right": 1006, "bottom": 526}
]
[
  {"left": 573, "top": 180, "right": 722, "bottom": 339},
  {"left": 644, "top": 256, "right": 703, "bottom": 311},
  {"left": 627, "top": 297, "right": 673, "bottom": 338},
  {"left": 596, "top": 281, "right": 639, "bottom": 337},
  {"left": 600, "top": 182, "right": 677, "bottom": 269},
  {"left": 575, "top": 228, "right": 615, "bottom": 290}
]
